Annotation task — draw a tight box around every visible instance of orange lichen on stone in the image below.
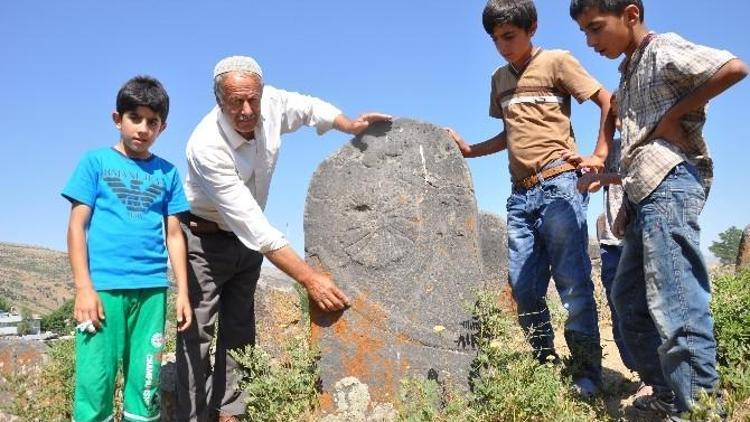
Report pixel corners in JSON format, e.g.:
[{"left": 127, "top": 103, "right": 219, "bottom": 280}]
[
  {"left": 314, "top": 293, "right": 412, "bottom": 410},
  {"left": 465, "top": 215, "right": 476, "bottom": 233},
  {"left": 319, "top": 391, "right": 334, "bottom": 411}
]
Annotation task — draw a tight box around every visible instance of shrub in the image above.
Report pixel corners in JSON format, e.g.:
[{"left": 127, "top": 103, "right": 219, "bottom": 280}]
[
  {"left": 2, "top": 338, "right": 75, "bottom": 420},
  {"left": 232, "top": 338, "right": 320, "bottom": 422},
  {"left": 468, "top": 291, "right": 602, "bottom": 421},
  {"left": 396, "top": 376, "right": 479, "bottom": 422},
  {"left": 0, "top": 296, "right": 10, "bottom": 312},
  {"left": 1, "top": 338, "right": 128, "bottom": 421},
  {"left": 41, "top": 299, "right": 74, "bottom": 335},
  {"left": 395, "top": 291, "right": 605, "bottom": 421},
  {"left": 712, "top": 268, "right": 750, "bottom": 413}
]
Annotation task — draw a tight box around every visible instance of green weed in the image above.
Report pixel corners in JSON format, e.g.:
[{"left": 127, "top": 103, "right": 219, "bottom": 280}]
[{"left": 232, "top": 338, "right": 320, "bottom": 422}]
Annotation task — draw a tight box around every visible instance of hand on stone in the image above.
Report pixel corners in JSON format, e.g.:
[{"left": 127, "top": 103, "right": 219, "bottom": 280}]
[
  {"left": 307, "top": 272, "right": 351, "bottom": 312},
  {"left": 444, "top": 127, "right": 471, "bottom": 156},
  {"left": 347, "top": 112, "right": 393, "bottom": 135}
]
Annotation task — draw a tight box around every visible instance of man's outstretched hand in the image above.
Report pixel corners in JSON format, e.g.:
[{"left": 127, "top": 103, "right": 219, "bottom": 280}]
[
  {"left": 265, "top": 245, "right": 351, "bottom": 313},
  {"left": 337, "top": 112, "right": 393, "bottom": 135}
]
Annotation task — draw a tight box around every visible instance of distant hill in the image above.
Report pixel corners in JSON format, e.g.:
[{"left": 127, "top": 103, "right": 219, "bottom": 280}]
[{"left": 0, "top": 242, "right": 72, "bottom": 315}]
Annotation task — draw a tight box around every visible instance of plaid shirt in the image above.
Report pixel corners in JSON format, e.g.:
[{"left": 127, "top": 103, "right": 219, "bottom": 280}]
[
  {"left": 599, "top": 138, "right": 623, "bottom": 246},
  {"left": 617, "top": 32, "right": 735, "bottom": 203}
]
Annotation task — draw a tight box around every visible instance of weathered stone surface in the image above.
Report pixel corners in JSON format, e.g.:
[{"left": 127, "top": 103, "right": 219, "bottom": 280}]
[
  {"left": 320, "top": 377, "right": 397, "bottom": 422},
  {"left": 305, "top": 118, "right": 484, "bottom": 409},
  {"left": 737, "top": 225, "right": 750, "bottom": 270},
  {"left": 477, "top": 211, "right": 516, "bottom": 313},
  {"left": 478, "top": 211, "right": 508, "bottom": 286},
  {"left": 254, "top": 266, "right": 305, "bottom": 359},
  {"left": 0, "top": 339, "right": 49, "bottom": 411},
  {"left": 0, "top": 339, "right": 49, "bottom": 377}
]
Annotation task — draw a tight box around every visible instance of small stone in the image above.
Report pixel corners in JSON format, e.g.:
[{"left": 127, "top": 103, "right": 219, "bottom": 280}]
[{"left": 367, "top": 403, "right": 397, "bottom": 422}]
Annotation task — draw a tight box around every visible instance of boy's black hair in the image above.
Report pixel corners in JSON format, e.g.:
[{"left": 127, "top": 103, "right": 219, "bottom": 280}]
[
  {"left": 116, "top": 75, "right": 170, "bottom": 122},
  {"left": 482, "top": 0, "right": 537, "bottom": 35},
  {"left": 569, "top": 0, "right": 645, "bottom": 22}
]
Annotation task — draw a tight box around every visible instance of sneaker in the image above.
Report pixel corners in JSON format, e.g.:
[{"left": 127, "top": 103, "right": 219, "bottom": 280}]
[
  {"left": 573, "top": 377, "right": 599, "bottom": 399},
  {"left": 633, "top": 393, "right": 677, "bottom": 416}
]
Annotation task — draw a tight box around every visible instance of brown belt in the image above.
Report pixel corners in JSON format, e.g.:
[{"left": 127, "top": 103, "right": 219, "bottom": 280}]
[
  {"left": 514, "top": 162, "right": 576, "bottom": 190},
  {"left": 182, "top": 213, "right": 228, "bottom": 235}
]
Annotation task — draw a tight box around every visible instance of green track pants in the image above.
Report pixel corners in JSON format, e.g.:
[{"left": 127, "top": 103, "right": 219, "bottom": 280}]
[{"left": 73, "top": 288, "right": 166, "bottom": 422}]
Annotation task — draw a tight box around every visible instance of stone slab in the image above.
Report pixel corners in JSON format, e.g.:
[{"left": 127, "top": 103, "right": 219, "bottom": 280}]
[
  {"left": 478, "top": 211, "right": 508, "bottom": 286},
  {"left": 305, "top": 118, "right": 484, "bottom": 409}
]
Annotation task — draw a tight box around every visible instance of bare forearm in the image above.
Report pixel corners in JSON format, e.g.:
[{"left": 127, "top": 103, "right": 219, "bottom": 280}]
[
  {"left": 266, "top": 245, "right": 350, "bottom": 311},
  {"left": 67, "top": 204, "right": 94, "bottom": 291},
  {"left": 592, "top": 88, "right": 615, "bottom": 162},
  {"left": 667, "top": 59, "right": 748, "bottom": 120},
  {"left": 333, "top": 114, "right": 356, "bottom": 134},
  {"left": 464, "top": 132, "right": 507, "bottom": 158},
  {"left": 600, "top": 173, "right": 622, "bottom": 186},
  {"left": 165, "top": 217, "right": 189, "bottom": 295},
  {"left": 265, "top": 245, "right": 316, "bottom": 287},
  {"left": 68, "top": 225, "right": 93, "bottom": 290}
]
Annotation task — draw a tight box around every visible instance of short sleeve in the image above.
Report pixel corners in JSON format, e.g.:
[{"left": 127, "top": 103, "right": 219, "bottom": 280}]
[
  {"left": 555, "top": 51, "right": 602, "bottom": 103},
  {"left": 489, "top": 73, "right": 504, "bottom": 119},
  {"left": 61, "top": 151, "right": 99, "bottom": 207},
  {"left": 658, "top": 33, "right": 736, "bottom": 93},
  {"left": 165, "top": 165, "right": 190, "bottom": 216}
]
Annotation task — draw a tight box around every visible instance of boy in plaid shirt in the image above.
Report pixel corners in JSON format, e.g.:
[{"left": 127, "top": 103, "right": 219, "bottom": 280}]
[{"left": 570, "top": 0, "right": 747, "bottom": 419}]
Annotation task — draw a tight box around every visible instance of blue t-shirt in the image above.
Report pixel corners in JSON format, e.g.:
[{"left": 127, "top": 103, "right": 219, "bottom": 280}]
[{"left": 62, "top": 147, "right": 190, "bottom": 290}]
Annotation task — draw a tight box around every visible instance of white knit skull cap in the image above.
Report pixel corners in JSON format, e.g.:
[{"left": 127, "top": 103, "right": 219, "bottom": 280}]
[{"left": 213, "top": 56, "right": 263, "bottom": 81}]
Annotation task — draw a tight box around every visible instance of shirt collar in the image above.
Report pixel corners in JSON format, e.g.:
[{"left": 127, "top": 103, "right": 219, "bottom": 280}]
[
  {"left": 619, "top": 31, "right": 656, "bottom": 75},
  {"left": 216, "top": 106, "right": 263, "bottom": 150},
  {"left": 509, "top": 47, "right": 543, "bottom": 77}
]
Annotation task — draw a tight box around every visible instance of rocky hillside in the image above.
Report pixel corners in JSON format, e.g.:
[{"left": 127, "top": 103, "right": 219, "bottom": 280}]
[{"left": 0, "top": 242, "right": 72, "bottom": 315}]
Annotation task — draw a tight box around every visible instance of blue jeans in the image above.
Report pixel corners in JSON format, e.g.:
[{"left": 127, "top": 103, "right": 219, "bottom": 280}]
[
  {"left": 612, "top": 163, "right": 718, "bottom": 413},
  {"left": 600, "top": 244, "right": 636, "bottom": 371},
  {"left": 507, "top": 163, "right": 601, "bottom": 382}
]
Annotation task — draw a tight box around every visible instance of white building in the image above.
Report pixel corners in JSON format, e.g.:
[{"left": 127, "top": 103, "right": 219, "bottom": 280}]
[{"left": 0, "top": 310, "right": 41, "bottom": 336}]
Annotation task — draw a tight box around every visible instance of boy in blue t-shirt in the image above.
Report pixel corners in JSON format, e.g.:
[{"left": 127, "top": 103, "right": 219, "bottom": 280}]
[{"left": 62, "top": 76, "right": 193, "bottom": 422}]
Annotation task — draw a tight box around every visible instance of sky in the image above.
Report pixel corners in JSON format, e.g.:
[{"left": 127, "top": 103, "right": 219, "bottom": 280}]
[{"left": 0, "top": 1, "right": 748, "bottom": 262}]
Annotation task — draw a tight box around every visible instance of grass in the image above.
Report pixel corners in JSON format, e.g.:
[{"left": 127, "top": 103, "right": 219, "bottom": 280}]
[{"left": 3, "top": 268, "right": 749, "bottom": 421}]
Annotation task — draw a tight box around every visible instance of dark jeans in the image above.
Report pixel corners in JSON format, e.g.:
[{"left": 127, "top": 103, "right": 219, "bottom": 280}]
[
  {"left": 175, "top": 225, "right": 263, "bottom": 421},
  {"left": 507, "top": 162, "right": 601, "bottom": 382},
  {"left": 600, "top": 243, "right": 636, "bottom": 371},
  {"left": 612, "top": 163, "right": 718, "bottom": 413}
]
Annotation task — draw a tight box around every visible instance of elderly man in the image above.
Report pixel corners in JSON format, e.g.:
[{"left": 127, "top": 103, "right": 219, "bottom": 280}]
[{"left": 176, "top": 56, "right": 391, "bottom": 421}]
